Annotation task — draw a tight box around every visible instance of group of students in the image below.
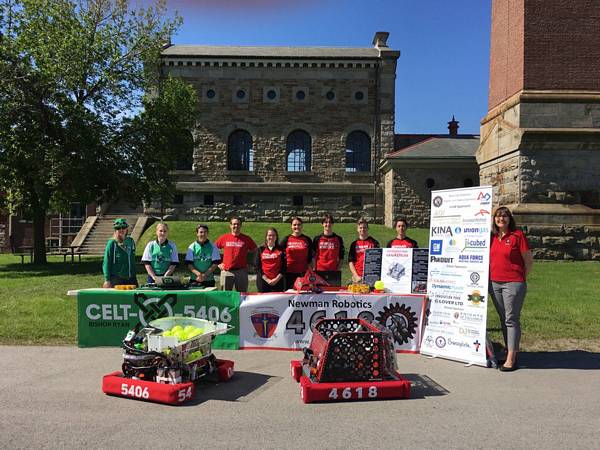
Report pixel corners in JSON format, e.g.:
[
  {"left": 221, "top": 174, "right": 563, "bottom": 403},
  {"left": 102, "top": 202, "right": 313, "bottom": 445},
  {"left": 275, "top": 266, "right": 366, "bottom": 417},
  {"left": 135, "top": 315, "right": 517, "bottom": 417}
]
[
  {"left": 102, "top": 207, "right": 533, "bottom": 371},
  {"left": 101, "top": 215, "right": 418, "bottom": 292}
]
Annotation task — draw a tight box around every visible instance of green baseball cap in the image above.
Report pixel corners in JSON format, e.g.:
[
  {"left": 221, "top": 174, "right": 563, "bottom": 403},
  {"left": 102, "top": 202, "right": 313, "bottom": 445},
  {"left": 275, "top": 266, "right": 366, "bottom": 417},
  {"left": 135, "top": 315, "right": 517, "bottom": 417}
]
[{"left": 113, "top": 218, "right": 129, "bottom": 230}]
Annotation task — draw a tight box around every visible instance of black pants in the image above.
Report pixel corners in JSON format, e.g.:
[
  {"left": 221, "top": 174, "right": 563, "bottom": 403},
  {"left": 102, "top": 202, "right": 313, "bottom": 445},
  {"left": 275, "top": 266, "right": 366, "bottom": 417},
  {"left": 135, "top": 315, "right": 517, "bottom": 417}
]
[
  {"left": 191, "top": 279, "right": 216, "bottom": 288},
  {"left": 316, "top": 270, "right": 342, "bottom": 287},
  {"left": 256, "top": 276, "right": 285, "bottom": 293},
  {"left": 284, "top": 273, "right": 303, "bottom": 290}
]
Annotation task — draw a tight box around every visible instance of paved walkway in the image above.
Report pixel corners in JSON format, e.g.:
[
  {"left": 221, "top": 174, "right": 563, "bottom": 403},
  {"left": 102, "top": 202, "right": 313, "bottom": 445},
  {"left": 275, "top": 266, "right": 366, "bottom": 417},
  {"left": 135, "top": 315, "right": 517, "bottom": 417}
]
[{"left": 1, "top": 346, "right": 599, "bottom": 449}]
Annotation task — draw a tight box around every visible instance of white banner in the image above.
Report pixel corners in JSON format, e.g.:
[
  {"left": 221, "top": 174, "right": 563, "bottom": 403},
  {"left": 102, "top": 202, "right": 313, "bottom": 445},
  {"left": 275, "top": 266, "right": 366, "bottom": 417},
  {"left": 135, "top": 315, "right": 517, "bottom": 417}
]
[
  {"left": 240, "top": 293, "right": 427, "bottom": 353},
  {"left": 421, "top": 186, "right": 492, "bottom": 366}
]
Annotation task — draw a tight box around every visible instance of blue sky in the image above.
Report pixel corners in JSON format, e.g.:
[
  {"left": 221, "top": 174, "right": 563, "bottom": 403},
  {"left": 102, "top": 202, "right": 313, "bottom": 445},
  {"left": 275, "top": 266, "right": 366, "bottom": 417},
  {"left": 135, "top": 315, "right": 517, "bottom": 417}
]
[{"left": 165, "top": 0, "right": 492, "bottom": 135}]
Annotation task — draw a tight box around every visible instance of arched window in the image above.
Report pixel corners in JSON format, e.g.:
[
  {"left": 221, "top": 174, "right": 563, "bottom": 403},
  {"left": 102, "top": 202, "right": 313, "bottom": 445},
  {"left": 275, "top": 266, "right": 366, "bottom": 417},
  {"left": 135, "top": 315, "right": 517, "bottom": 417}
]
[
  {"left": 286, "top": 130, "right": 311, "bottom": 172},
  {"left": 227, "top": 130, "right": 253, "bottom": 171},
  {"left": 345, "top": 131, "right": 371, "bottom": 172},
  {"left": 174, "top": 130, "right": 194, "bottom": 170}
]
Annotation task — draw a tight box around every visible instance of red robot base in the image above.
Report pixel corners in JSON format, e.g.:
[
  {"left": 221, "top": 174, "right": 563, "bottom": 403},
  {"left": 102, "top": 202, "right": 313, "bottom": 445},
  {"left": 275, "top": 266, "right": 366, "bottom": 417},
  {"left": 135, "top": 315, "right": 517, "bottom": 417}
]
[
  {"left": 291, "top": 360, "right": 410, "bottom": 403},
  {"left": 291, "top": 318, "right": 411, "bottom": 403},
  {"left": 102, "top": 359, "right": 234, "bottom": 405}
]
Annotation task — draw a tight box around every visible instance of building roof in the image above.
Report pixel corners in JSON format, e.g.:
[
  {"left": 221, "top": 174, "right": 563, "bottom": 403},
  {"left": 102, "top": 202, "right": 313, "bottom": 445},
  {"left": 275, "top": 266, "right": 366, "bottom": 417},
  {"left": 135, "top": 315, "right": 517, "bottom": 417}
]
[
  {"left": 387, "top": 135, "right": 480, "bottom": 159},
  {"left": 161, "top": 44, "right": 386, "bottom": 59}
]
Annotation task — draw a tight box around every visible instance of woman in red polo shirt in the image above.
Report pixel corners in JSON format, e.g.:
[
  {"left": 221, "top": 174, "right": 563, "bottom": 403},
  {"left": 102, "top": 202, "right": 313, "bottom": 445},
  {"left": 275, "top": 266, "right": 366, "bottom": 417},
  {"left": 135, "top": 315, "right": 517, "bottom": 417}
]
[
  {"left": 255, "top": 228, "right": 286, "bottom": 292},
  {"left": 489, "top": 206, "right": 533, "bottom": 372},
  {"left": 280, "top": 216, "right": 313, "bottom": 289}
]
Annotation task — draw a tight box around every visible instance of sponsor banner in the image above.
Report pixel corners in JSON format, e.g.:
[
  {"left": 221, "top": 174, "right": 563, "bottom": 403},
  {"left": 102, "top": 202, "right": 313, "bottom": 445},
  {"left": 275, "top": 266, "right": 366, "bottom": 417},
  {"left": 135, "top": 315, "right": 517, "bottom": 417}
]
[
  {"left": 421, "top": 186, "right": 492, "bottom": 366},
  {"left": 239, "top": 293, "right": 427, "bottom": 353},
  {"left": 77, "top": 289, "right": 240, "bottom": 349}
]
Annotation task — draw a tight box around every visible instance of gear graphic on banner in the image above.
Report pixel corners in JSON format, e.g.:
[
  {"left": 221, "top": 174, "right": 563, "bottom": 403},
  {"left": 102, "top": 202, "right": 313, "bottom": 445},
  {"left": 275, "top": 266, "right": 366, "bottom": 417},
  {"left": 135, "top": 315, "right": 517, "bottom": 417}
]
[{"left": 376, "top": 303, "right": 418, "bottom": 345}]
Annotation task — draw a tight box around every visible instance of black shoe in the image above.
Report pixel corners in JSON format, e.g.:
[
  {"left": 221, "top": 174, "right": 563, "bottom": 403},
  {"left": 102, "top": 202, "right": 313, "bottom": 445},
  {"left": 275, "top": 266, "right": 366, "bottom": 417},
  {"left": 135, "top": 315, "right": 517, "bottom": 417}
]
[{"left": 499, "top": 364, "right": 519, "bottom": 372}]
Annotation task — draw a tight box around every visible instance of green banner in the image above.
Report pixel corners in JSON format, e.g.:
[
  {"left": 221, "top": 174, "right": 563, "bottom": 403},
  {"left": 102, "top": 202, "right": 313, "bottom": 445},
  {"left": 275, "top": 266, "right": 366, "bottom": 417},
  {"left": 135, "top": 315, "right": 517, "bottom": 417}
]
[{"left": 77, "top": 289, "right": 240, "bottom": 349}]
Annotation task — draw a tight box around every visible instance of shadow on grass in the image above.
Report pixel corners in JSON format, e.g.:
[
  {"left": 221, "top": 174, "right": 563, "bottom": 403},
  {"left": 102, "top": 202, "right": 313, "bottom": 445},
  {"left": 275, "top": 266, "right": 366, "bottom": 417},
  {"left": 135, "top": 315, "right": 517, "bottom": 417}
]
[
  {"left": 0, "top": 259, "right": 105, "bottom": 278},
  {"left": 519, "top": 350, "right": 600, "bottom": 370},
  {"left": 185, "top": 371, "right": 282, "bottom": 405}
]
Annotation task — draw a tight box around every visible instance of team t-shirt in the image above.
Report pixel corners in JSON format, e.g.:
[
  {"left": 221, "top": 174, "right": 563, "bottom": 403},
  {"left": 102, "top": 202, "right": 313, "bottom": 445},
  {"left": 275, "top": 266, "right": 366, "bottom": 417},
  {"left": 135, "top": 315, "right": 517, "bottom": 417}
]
[
  {"left": 312, "top": 233, "right": 344, "bottom": 272},
  {"left": 215, "top": 233, "right": 257, "bottom": 271},
  {"left": 490, "top": 229, "right": 530, "bottom": 282},
  {"left": 281, "top": 234, "right": 313, "bottom": 274},
  {"left": 141, "top": 240, "right": 179, "bottom": 276},
  {"left": 185, "top": 240, "right": 221, "bottom": 281},
  {"left": 348, "top": 236, "right": 380, "bottom": 277},
  {"left": 386, "top": 237, "right": 418, "bottom": 249},
  {"left": 255, "top": 245, "right": 286, "bottom": 279}
]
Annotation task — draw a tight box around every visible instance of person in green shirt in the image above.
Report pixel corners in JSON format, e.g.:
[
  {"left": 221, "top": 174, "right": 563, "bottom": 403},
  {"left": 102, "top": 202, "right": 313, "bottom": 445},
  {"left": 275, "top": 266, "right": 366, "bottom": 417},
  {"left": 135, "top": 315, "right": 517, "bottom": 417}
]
[
  {"left": 102, "top": 218, "right": 138, "bottom": 288},
  {"left": 185, "top": 224, "right": 221, "bottom": 288},
  {"left": 141, "top": 222, "right": 179, "bottom": 284}
]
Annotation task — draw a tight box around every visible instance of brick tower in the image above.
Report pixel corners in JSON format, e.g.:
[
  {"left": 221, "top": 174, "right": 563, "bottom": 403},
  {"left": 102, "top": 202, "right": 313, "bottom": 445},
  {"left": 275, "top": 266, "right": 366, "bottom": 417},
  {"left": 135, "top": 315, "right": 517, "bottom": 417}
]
[{"left": 477, "top": 0, "right": 600, "bottom": 259}]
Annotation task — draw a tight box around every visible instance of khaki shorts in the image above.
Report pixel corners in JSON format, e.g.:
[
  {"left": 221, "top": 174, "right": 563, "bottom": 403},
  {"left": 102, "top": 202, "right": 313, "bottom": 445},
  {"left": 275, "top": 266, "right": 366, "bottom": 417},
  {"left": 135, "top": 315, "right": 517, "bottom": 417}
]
[{"left": 220, "top": 268, "right": 249, "bottom": 292}]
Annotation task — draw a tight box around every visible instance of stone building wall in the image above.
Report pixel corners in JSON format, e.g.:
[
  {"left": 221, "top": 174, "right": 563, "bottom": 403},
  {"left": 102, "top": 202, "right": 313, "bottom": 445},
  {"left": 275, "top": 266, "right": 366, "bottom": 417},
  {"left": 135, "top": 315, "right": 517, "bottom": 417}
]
[
  {"left": 148, "top": 189, "right": 384, "bottom": 223},
  {"left": 524, "top": 224, "right": 600, "bottom": 260},
  {"left": 159, "top": 38, "right": 399, "bottom": 223},
  {"left": 387, "top": 166, "right": 480, "bottom": 228}
]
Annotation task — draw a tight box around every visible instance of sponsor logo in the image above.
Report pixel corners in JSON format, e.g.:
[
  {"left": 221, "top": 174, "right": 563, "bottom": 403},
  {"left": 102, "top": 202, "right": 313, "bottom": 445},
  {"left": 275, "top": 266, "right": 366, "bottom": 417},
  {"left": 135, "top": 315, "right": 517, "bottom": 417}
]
[
  {"left": 475, "top": 209, "right": 490, "bottom": 217},
  {"left": 463, "top": 227, "right": 488, "bottom": 234},
  {"left": 430, "top": 255, "right": 454, "bottom": 263},
  {"left": 463, "top": 238, "right": 487, "bottom": 250},
  {"left": 458, "top": 312, "right": 485, "bottom": 323},
  {"left": 477, "top": 192, "right": 491, "bottom": 204},
  {"left": 473, "top": 340, "right": 481, "bottom": 352},
  {"left": 453, "top": 226, "right": 462, "bottom": 235},
  {"left": 430, "top": 240, "right": 443, "bottom": 255},
  {"left": 435, "top": 336, "right": 446, "bottom": 348},
  {"left": 433, "top": 196, "right": 443, "bottom": 207},
  {"left": 467, "top": 290, "right": 485, "bottom": 305},
  {"left": 424, "top": 335, "right": 435, "bottom": 347},
  {"left": 447, "top": 338, "right": 471, "bottom": 349},
  {"left": 431, "top": 226, "right": 453, "bottom": 236},
  {"left": 458, "top": 254, "right": 484, "bottom": 263},
  {"left": 459, "top": 327, "right": 480, "bottom": 337},
  {"left": 470, "top": 272, "right": 481, "bottom": 283},
  {"left": 250, "top": 307, "right": 280, "bottom": 339}
]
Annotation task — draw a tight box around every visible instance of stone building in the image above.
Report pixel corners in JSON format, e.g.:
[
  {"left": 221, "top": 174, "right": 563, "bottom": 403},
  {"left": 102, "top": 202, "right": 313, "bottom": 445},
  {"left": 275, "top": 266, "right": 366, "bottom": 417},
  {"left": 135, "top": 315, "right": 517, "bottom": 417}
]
[
  {"left": 382, "top": 117, "right": 479, "bottom": 228},
  {"left": 158, "top": 32, "right": 400, "bottom": 223},
  {"left": 478, "top": 0, "right": 600, "bottom": 260},
  {"left": 158, "top": 32, "right": 480, "bottom": 228}
]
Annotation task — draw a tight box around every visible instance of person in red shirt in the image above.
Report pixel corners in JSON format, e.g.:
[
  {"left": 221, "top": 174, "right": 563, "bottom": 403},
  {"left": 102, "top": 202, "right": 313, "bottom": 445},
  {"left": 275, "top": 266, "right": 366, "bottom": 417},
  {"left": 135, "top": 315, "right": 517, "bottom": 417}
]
[
  {"left": 489, "top": 206, "right": 533, "bottom": 372},
  {"left": 255, "top": 227, "right": 286, "bottom": 292},
  {"left": 312, "top": 214, "right": 344, "bottom": 286},
  {"left": 386, "top": 217, "right": 418, "bottom": 248},
  {"left": 348, "top": 218, "right": 380, "bottom": 283},
  {"left": 215, "top": 216, "right": 257, "bottom": 292},
  {"left": 280, "top": 216, "right": 313, "bottom": 289}
]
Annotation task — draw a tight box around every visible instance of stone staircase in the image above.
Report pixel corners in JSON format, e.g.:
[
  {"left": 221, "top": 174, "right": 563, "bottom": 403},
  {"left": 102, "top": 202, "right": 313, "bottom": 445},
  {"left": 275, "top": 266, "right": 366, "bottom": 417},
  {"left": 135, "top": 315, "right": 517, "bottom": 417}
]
[{"left": 73, "top": 214, "right": 152, "bottom": 255}]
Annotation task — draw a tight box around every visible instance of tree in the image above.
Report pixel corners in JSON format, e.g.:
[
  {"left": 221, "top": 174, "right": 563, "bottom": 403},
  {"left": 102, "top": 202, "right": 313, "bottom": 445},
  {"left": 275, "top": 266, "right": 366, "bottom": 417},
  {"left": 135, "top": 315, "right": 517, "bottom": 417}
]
[
  {"left": 121, "top": 76, "right": 197, "bottom": 218},
  {"left": 0, "top": 0, "right": 195, "bottom": 263}
]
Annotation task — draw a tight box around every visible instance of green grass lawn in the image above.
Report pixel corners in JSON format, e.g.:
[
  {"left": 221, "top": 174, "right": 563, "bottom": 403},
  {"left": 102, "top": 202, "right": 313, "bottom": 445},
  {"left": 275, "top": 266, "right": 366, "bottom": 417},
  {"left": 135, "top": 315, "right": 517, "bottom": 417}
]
[{"left": 1, "top": 221, "right": 599, "bottom": 349}]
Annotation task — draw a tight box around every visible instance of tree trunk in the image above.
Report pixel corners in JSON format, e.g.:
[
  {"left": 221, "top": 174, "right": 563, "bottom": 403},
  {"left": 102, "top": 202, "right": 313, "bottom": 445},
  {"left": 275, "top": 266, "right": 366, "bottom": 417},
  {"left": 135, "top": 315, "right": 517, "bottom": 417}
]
[{"left": 32, "top": 205, "right": 48, "bottom": 264}]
